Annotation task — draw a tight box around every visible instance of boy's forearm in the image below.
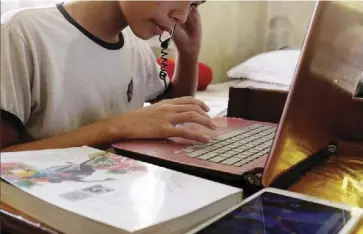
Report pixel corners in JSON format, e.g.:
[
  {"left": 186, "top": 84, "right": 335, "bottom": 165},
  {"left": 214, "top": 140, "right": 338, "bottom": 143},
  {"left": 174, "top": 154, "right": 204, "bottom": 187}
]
[
  {"left": 170, "top": 53, "right": 199, "bottom": 97},
  {"left": 1, "top": 120, "right": 123, "bottom": 152}
]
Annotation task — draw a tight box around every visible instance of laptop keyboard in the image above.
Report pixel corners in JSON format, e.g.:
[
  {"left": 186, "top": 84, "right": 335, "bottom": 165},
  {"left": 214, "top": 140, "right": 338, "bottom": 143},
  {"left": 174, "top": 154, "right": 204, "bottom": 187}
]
[{"left": 173, "top": 124, "right": 276, "bottom": 167}]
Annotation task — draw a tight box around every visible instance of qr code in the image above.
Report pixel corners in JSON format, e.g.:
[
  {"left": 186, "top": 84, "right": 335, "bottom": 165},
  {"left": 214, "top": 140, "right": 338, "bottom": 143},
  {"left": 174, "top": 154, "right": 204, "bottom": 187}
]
[
  {"left": 60, "top": 190, "right": 92, "bottom": 202},
  {"left": 81, "top": 185, "right": 114, "bottom": 195}
]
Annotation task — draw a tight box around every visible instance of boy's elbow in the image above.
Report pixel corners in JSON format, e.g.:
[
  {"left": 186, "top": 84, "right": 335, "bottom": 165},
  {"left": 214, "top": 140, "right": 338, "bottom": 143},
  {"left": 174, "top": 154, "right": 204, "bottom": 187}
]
[{"left": 0, "top": 122, "right": 22, "bottom": 151}]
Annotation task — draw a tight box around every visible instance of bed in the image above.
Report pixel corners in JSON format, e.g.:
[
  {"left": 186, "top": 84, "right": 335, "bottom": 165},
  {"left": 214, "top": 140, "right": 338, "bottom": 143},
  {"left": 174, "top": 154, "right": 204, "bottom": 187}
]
[{"left": 195, "top": 49, "right": 300, "bottom": 118}]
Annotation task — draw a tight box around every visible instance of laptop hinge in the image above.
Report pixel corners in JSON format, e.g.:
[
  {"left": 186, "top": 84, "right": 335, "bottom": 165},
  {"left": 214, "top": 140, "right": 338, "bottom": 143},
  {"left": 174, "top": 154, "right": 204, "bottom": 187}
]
[{"left": 269, "top": 141, "right": 338, "bottom": 190}]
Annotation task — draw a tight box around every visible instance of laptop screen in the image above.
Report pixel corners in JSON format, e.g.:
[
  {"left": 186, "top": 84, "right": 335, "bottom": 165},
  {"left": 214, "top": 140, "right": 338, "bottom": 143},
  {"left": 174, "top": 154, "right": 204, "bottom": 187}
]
[{"left": 194, "top": 191, "right": 352, "bottom": 234}]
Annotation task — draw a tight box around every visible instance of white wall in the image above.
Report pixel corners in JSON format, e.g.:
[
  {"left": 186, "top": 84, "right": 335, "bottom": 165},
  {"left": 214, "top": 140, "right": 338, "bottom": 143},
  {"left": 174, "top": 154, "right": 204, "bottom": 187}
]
[
  {"left": 265, "top": 1, "right": 316, "bottom": 51},
  {"left": 198, "top": 1, "right": 268, "bottom": 83}
]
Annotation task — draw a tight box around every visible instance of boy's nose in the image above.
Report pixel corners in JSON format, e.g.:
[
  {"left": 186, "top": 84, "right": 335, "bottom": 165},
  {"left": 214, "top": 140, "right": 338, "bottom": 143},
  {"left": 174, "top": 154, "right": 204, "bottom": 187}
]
[{"left": 169, "top": 4, "right": 190, "bottom": 24}]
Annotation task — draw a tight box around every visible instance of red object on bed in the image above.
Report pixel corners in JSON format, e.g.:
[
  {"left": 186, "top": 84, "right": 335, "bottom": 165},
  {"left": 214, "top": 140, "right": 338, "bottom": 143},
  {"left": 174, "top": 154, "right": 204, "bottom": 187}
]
[{"left": 156, "top": 58, "right": 212, "bottom": 91}]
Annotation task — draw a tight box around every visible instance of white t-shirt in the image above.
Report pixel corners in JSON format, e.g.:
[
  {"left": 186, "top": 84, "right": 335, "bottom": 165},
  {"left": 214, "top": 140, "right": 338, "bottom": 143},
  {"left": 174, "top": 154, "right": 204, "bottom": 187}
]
[{"left": 1, "top": 3, "right": 170, "bottom": 140}]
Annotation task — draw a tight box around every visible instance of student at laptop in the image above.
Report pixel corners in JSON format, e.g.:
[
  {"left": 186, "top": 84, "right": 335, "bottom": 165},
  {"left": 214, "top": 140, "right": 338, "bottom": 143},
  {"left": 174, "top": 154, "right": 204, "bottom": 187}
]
[{"left": 1, "top": 1, "right": 215, "bottom": 152}]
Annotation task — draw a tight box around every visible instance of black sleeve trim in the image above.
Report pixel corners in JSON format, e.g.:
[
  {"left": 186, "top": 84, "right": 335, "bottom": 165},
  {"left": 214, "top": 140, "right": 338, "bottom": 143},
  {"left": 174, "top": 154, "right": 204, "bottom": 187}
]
[
  {"left": 355, "top": 80, "right": 363, "bottom": 98},
  {"left": 1, "top": 109, "right": 33, "bottom": 142},
  {"left": 1, "top": 109, "right": 25, "bottom": 132}
]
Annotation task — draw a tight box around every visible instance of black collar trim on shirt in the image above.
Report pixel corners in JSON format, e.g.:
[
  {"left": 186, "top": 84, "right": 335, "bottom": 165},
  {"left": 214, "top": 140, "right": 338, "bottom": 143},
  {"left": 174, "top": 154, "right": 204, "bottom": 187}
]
[{"left": 56, "top": 2, "right": 124, "bottom": 50}]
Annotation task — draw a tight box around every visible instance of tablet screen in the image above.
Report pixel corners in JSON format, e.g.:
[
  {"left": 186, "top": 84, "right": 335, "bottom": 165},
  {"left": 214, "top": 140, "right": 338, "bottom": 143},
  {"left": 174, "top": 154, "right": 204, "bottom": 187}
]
[{"left": 195, "top": 191, "right": 352, "bottom": 234}]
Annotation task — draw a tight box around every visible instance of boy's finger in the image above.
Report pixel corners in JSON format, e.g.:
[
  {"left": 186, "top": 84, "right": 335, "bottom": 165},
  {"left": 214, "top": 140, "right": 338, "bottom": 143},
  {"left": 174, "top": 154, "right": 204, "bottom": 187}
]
[
  {"left": 168, "top": 97, "right": 210, "bottom": 112},
  {"left": 185, "top": 7, "right": 200, "bottom": 28},
  {"left": 168, "top": 127, "right": 211, "bottom": 142},
  {"left": 171, "top": 112, "right": 216, "bottom": 130},
  {"left": 170, "top": 104, "right": 210, "bottom": 118}
]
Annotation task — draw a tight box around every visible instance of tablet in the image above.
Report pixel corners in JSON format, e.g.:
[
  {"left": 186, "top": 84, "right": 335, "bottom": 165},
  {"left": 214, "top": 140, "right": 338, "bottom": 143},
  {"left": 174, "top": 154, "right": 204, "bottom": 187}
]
[{"left": 188, "top": 188, "right": 362, "bottom": 234}]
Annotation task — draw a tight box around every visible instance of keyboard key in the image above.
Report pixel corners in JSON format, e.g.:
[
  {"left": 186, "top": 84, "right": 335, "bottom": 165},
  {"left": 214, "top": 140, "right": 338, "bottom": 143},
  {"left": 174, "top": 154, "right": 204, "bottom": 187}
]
[
  {"left": 235, "top": 158, "right": 253, "bottom": 166},
  {"left": 219, "top": 152, "right": 237, "bottom": 158},
  {"left": 248, "top": 124, "right": 262, "bottom": 129},
  {"left": 184, "top": 148, "right": 195, "bottom": 153},
  {"left": 249, "top": 154, "right": 264, "bottom": 161},
  {"left": 209, "top": 156, "right": 226, "bottom": 163},
  {"left": 214, "top": 148, "right": 227, "bottom": 154},
  {"left": 225, "top": 139, "right": 236, "bottom": 143},
  {"left": 188, "top": 148, "right": 215, "bottom": 157},
  {"left": 214, "top": 130, "right": 244, "bottom": 141},
  {"left": 255, "top": 151, "right": 266, "bottom": 157},
  {"left": 198, "top": 152, "right": 219, "bottom": 160},
  {"left": 245, "top": 143, "right": 255, "bottom": 148},
  {"left": 248, "top": 148, "right": 260, "bottom": 153},
  {"left": 254, "top": 146, "right": 267, "bottom": 151},
  {"left": 212, "top": 142, "right": 223, "bottom": 148},
  {"left": 222, "top": 145, "right": 237, "bottom": 150},
  {"left": 232, "top": 148, "right": 244, "bottom": 153},
  {"left": 219, "top": 141, "right": 230, "bottom": 147},
  {"left": 221, "top": 157, "right": 241, "bottom": 165},
  {"left": 234, "top": 153, "right": 251, "bottom": 159},
  {"left": 230, "top": 142, "right": 242, "bottom": 148},
  {"left": 243, "top": 151, "right": 254, "bottom": 156},
  {"left": 236, "top": 145, "right": 248, "bottom": 151}
]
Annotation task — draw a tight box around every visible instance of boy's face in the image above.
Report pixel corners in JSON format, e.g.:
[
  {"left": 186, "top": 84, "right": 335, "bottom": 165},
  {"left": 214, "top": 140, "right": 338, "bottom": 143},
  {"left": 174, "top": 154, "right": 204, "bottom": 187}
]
[{"left": 119, "top": 1, "right": 199, "bottom": 39}]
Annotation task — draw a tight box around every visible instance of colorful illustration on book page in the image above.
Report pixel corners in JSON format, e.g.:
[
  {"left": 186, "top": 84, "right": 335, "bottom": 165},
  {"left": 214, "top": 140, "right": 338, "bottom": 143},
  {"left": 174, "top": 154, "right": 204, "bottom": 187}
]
[{"left": 1, "top": 152, "right": 147, "bottom": 188}]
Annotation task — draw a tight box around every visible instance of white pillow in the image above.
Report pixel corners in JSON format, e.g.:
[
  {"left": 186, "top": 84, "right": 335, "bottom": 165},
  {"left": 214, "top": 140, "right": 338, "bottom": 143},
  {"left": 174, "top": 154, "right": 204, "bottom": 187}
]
[{"left": 227, "top": 49, "right": 301, "bottom": 86}]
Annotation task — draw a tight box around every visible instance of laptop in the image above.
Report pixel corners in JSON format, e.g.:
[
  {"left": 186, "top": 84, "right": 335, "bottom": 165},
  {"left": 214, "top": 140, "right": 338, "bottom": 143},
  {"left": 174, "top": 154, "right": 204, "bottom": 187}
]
[
  {"left": 112, "top": 1, "right": 358, "bottom": 187},
  {"left": 261, "top": 1, "right": 363, "bottom": 188}
]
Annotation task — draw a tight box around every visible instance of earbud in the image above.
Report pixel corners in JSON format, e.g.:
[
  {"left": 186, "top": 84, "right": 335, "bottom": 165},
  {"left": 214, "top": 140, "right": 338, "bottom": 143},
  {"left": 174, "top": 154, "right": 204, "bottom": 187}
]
[{"left": 159, "top": 24, "right": 176, "bottom": 48}]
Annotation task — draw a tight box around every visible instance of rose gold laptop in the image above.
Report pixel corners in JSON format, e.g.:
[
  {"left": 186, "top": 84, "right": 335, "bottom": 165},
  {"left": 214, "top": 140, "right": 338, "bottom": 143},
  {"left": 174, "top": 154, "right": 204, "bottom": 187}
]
[
  {"left": 112, "top": 1, "right": 360, "bottom": 187},
  {"left": 262, "top": 1, "right": 363, "bottom": 188},
  {"left": 113, "top": 117, "right": 277, "bottom": 184}
]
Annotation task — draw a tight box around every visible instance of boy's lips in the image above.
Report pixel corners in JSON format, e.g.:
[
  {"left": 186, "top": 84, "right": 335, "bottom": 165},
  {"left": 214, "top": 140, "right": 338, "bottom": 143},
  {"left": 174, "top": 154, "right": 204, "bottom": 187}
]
[{"left": 152, "top": 21, "right": 172, "bottom": 35}]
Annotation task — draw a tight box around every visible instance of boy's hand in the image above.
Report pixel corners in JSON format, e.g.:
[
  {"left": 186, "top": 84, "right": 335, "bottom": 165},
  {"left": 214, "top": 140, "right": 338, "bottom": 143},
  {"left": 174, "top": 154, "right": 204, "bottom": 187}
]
[
  {"left": 107, "top": 97, "right": 216, "bottom": 142},
  {"left": 173, "top": 6, "right": 202, "bottom": 58}
]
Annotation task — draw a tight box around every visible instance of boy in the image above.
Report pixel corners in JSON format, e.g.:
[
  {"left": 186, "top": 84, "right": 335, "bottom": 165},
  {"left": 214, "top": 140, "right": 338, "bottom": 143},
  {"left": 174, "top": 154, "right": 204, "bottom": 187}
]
[{"left": 1, "top": 1, "right": 215, "bottom": 152}]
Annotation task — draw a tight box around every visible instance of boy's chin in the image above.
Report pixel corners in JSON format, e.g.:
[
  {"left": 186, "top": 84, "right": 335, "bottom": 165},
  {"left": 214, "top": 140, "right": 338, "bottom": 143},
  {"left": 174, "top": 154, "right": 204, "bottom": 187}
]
[
  {"left": 132, "top": 30, "right": 155, "bottom": 40},
  {"left": 130, "top": 25, "right": 162, "bottom": 40}
]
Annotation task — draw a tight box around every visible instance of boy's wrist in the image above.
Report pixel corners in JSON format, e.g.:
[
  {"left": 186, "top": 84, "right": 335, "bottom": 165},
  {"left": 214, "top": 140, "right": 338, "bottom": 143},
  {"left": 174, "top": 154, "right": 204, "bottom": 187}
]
[
  {"left": 177, "top": 50, "right": 199, "bottom": 64},
  {"left": 103, "top": 115, "right": 131, "bottom": 141}
]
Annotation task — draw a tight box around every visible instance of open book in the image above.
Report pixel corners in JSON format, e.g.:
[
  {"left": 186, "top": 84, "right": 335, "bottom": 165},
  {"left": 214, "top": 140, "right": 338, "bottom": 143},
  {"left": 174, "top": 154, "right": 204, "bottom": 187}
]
[{"left": 1, "top": 146, "right": 243, "bottom": 234}]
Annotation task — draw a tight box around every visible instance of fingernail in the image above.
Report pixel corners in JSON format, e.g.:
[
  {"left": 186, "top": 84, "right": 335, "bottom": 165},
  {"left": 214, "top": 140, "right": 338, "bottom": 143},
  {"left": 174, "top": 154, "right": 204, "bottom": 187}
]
[
  {"left": 202, "top": 135, "right": 211, "bottom": 142},
  {"left": 212, "top": 124, "right": 217, "bottom": 129}
]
